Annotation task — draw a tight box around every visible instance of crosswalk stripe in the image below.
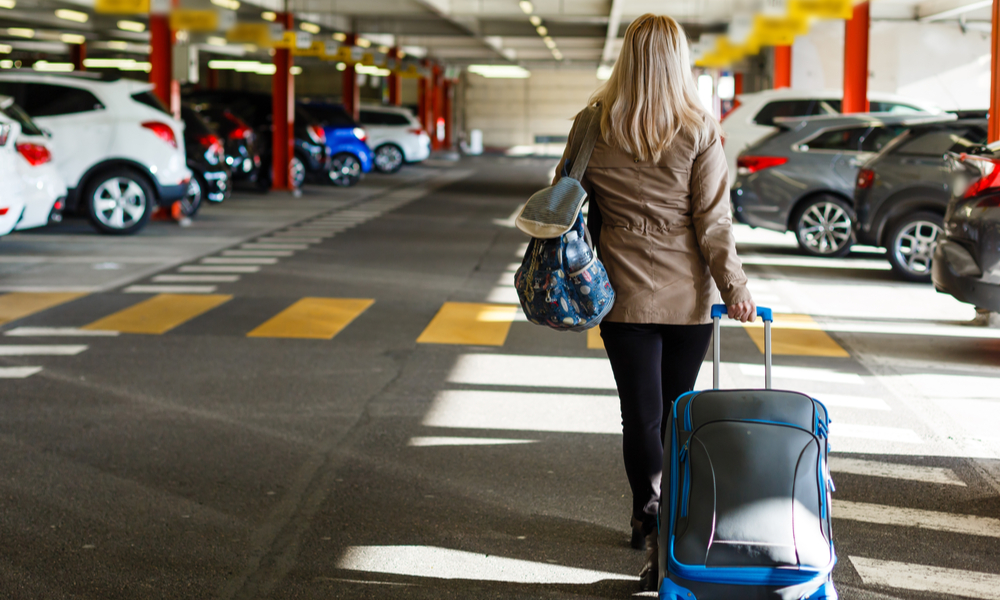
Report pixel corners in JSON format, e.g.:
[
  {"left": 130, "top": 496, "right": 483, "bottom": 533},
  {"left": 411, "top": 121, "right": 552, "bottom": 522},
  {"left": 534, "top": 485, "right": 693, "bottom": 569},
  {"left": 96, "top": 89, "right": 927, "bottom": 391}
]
[
  {"left": 258, "top": 237, "right": 322, "bottom": 244},
  {"left": 180, "top": 265, "right": 260, "bottom": 273},
  {"left": 587, "top": 327, "right": 604, "bottom": 350},
  {"left": 0, "top": 292, "right": 87, "bottom": 325},
  {"left": 829, "top": 457, "right": 966, "bottom": 486},
  {"left": 82, "top": 294, "right": 232, "bottom": 335},
  {"left": 833, "top": 500, "right": 1000, "bottom": 538},
  {"left": 0, "top": 345, "right": 87, "bottom": 355},
  {"left": 815, "top": 394, "right": 890, "bottom": 411},
  {"left": 4, "top": 327, "right": 118, "bottom": 337},
  {"left": 221, "top": 250, "right": 294, "bottom": 257},
  {"left": 240, "top": 243, "right": 309, "bottom": 250},
  {"left": 417, "top": 302, "right": 518, "bottom": 346},
  {"left": 0, "top": 366, "right": 42, "bottom": 378},
  {"left": 448, "top": 354, "right": 616, "bottom": 389},
  {"left": 247, "top": 298, "right": 374, "bottom": 339},
  {"left": 268, "top": 232, "right": 331, "bottom": 239},
  {"left": 124, "top": 285, "right": 218, "bottom": 294},
  {"left": 741, "top": 314, "right": 849, "bottom": 357},
  {"left": 152, "top": 275, "right": 240, "bottom": 283},
  {"left": 830, "top": 423, "right": 923, "bottom": 444},
  {"left": 424, "top": 390, "right": 620, "bottom": 434},
  {"left": 408, "top": 437, "right": 537, "bottom": 447},
  {"left": 850, "top": 556, "right": 1000, "bottom": 599},
  {"left": 201, "top": 257, "right": 278, "bottom": 265},
  {"left": 737, "top": 363, "right": 864, "bottom": 384}
]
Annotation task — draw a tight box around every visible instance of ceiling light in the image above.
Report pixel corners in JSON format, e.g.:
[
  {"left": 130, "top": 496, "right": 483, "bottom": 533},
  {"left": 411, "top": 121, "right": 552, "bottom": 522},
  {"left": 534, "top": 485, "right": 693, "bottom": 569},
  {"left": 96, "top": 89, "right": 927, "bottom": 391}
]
[
  {"left": 207, "top": 36, "right": 227, "bottom": 46},
  {"left": 519, "top": 1, "right": 533, "bottom": 14},
  {"left": 210, "top": 0, "right": 239, "bottom": 9},
  {"left": 32, "top": 60, "right": 74, "bottom": 72},
  {"left": 536, "top": 25, "right": 547, "bottom": 36},
  {"left": 357, "top": 64, "right": 390, "bottom": 76},
  {"left": 529, "top": 15, "right": 541, "bottom": 26},
  {"left": 261, "top": 11, "right": 276, "bottom": 21},
  {"left": 243, "top": 43, "right": 257, "bottom": 52},
  {"left": 336, "top": 62, "right": 346, "bottom": 71},
  {"left": 106, "top": 40, "right": 129, "bottom": 50},
  {"left": 55, "top": 8, "right": 88, "bottom": 23},
  {"left": 378, "top": 45, "right": 390, "bottom": 53},
  {"left": 552, "top": 50, "right": 563, "bottom": 60},
  {"left": 117, "top": 20, "right": 145, "bottom": 33},
  {"left": 7, "top": 28, "right": 34, "bottom": 38},
  {"left": 356, "top": 37, "right": 371, "bottom": 48},
  {"left": 0, "top": 44, "right": 10, "bottom": 54},
  {"left": 0, "top": 0, "right": 14, "bottom": 9},
  {"left": 398, "top": 50, "right": 406, "bottom": 58},
  {"left": 596, "top": 64, "right": 613, "bottom": 80},
  {"left": 84, "top": 58, "right": 151, "bottom": 71},
  {"left": 208, "top": 59, "right": 276, "bottom": 74},
  {"left": 290, "top": 65, "right": 302, "bottom": 74},
  {"left": 300, "top": 22, "right": 320, "bottom": 34},
  {"left": 0, "top": 60, "right": 11, "bottom": 68},
  {"left": 332, "top": 32, "right": 347, "bottom": 41},
  {"left": 60, "top": 33, "right": 86, "bottom": 44},
  {"left": 468, "top": 64, "right": 530, "bottom": 78}
]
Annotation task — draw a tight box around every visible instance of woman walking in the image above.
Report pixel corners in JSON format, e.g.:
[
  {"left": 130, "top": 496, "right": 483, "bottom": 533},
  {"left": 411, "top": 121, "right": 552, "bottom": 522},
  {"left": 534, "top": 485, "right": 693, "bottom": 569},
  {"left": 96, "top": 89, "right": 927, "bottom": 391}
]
[{"left": 553, "top": 14, "right": 756, "bottom": 590}]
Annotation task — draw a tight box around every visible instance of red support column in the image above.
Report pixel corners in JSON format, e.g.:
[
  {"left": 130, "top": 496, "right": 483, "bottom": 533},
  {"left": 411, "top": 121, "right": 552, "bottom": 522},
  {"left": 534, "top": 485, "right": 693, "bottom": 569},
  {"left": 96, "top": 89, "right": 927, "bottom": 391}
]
[
  {"left": 990, "top": 0, "right": 1000, "bottom": 142},
  {"left": 843, "top": 1, "right": 870, "bottom": 114},
  {"left": 272, "top": 11, "right": 294, "bottom": 191},
  {"left": 206, "top": 66, "right": 218, "bottom": 90},
  {"left": 417, "top": 74, "right": 429, "bottom": 134},
  {"left": 442, "top": 79, "right": 453, "bottom": 149},
  {"left": 149, "top": 14, "right": 172, "bottom": 108},
  {"left": 69, "top": 43, "right": 85, "bottom": 71},
  {"left": 773, "top": 45, "right": 791, "bottom": 89},
  {"left": 387, "top": 46, "right": 402, "bottom": 107},
  {"left": 431, "top": 63, "right": 444, "bottom": 150},
  {"left": 734, "top": 72, "right": 743, "bottom": 109},
  {"left": 343, "top": 34, "right": 360, "bottom": 121}
]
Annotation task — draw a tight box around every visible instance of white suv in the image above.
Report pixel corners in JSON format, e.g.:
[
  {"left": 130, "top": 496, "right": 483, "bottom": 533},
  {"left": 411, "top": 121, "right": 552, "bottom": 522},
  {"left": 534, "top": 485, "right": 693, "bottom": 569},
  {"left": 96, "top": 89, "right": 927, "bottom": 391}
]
[
  {"left": 358, "top": 105, "right": 431, "bottom": 173},
  {"left": 0, "top": 72, "right": 191, "bottom": 234},
  {"left": 1, "top": 96, "right": 67, "bottom": 231},
  {"left": 0, "top": 115, "right": 27, "bottom": 237},
  {"left": 722, "top": 89, "right": 942, "bottom": 187}
]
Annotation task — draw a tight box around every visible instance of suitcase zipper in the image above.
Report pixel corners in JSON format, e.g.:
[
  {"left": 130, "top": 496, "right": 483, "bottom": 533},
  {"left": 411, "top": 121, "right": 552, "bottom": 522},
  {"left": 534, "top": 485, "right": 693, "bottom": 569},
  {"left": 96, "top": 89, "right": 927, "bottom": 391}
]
[{"left": 679, "top": 442, "right": 691, "bottom": 518}]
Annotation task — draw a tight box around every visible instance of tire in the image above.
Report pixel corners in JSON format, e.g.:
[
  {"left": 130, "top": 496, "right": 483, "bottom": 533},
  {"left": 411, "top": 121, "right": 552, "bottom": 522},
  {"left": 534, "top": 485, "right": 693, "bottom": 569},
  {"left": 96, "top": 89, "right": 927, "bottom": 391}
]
[
  {"left": 180, "top": 173, "right": 205, "bottom": 217},
  {"left": 329, "top": 153, "right": 362, "bottom": 187},
  {"left": 885, "top": 211, "right": 943, "bottom": 282},
  {"left": 791, "top": 195, "right": 855, "bottom": 258},
  {"left": 373, "top": 144, "right": 404, "bottom": 174},
  {"left": 85, "top": 169, "right": 153, "bottom": 235},
  {"left": 289, "top": 156, "right": 306, "bottom": 189}
]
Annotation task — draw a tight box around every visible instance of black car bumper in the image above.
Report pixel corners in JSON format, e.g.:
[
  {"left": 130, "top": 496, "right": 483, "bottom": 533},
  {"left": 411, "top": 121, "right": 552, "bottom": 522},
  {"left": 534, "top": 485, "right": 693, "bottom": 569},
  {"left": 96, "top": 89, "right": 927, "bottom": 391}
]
[
  {"left": 157, "top": 182, "right": 189, "bottom": 205},
  {"left": 730, "top": 185, "right": 786, "bottom": 231},
  {"left": 932, "top": 240, "right": 1000, "bottom": 311}
]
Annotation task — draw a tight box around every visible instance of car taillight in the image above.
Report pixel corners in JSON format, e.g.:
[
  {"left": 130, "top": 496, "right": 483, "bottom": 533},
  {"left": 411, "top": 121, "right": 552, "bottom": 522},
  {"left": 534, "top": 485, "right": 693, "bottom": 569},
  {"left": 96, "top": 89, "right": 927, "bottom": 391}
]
[
  {"left": 16, "top": 142, "right": 51, "bottom": 166},
  {"left": 228, "top": 124, "right": 251, "bottom": 140},
  {"left": 960, "top": 154, "right": 1000, "bottom": 199},
  {"left": 408, "top": 128, "right": 425, "bottom": 136},
  {"left": 142, "top": 121, "right": 177, "bottom": 148},
  {"left": 353, "top": 127, "right": 367, "bottom": 142},
  {"left": 199, "top": 133, "right": 221, "bottom": 148},
  {"left": 856, "top": 168, "right": 876, "bottom": 189},
  {"left": 0, "top": 208, "right": 8, "bottom": 216},
  {"left": 199, "top": 134, "right": 224, "bottom": 165},
  {"left": 736, "top": 155, "right": 788, "bottom": 175},
  {"left": 307, "top": 124, "right": 326, "bottom": 145}
]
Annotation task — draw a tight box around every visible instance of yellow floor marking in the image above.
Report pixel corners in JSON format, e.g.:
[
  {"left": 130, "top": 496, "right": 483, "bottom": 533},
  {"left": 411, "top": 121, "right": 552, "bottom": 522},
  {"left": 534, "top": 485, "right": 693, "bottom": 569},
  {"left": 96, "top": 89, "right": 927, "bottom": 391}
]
[
  {"left": 587, "top": 326, "right": 605, "bottom": 350},
  {"left": 247, "top": 298, "right": 374, "bottom": 339},
  {"left": 742, "top": 313, "right": 849, "bottom": 357},
  {"left": 417, "top": 302, "right": 518, "bottom": 346},
  {"left": 0, "top": 292, "right": 88, "bottom": 325},
  {"left": 82, "top": 294, "right": 232, "bottom": 335}
]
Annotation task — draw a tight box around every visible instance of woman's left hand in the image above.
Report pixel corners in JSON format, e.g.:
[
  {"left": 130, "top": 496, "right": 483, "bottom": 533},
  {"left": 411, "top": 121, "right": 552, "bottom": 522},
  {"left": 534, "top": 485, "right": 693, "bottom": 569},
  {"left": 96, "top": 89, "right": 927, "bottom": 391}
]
[{"left": 728, "top": 300, "right": 756, "bottom": 323}]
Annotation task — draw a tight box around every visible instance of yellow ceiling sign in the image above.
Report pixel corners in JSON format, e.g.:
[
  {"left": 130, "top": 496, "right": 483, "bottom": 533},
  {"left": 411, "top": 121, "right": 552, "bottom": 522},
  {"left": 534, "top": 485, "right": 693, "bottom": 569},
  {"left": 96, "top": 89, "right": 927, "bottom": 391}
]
[
  {"left": 790, "top": 0, "right": 853, "bottom": 20},
  {"left": 752, "top": 14, "right": 809, "bottom": 46},
  {"left": 95, "top": 0, "right": 149, "bottom": 14},
  {"left": 226, "top": 22, "right": 279, "bottom": 46},
  {"left": 170, "top": 10, "right": 219, "bottom": 31},
  {"left": 292, "top": 40, "right": 326, "bottom": 57}
]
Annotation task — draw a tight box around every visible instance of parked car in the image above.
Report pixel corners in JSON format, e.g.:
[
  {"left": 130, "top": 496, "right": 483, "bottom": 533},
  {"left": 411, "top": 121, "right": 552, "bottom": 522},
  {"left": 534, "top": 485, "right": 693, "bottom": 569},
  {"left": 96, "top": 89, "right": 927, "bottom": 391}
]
[
  {"left": 1, "top": 96, "right": 66, "bottom": 230},
  {"left": 358, "top": 105, "right": 430, "bottom": 173},
  {"left": 187, "top": 103, "right": 261, "bottom": 187},
  {"left": 298, "top": 102, "right": 372, "bottom": 186},
  {"left": 932, "top": 148, "right": 1000, "bottom": 312},
  {"left": 722, "top": 89, "right": 942, "bottom": 186},
  {"left": 0, "top": 112, "right": 27, "bottom": 237},
  {"left": 854, "top": 118, "right": 987, "bottom": 281},
  {"left": 179, "top": 104, "right": 230, "bottom": 217},
  {"left": 0, "top": 72, "right": 191, "bottom": 234},
  {"left": 185, "top": 90, "right": 330, "bottom": 189},
  {"left": 731, "top": 112, "right": 950, "bottom": 257}
]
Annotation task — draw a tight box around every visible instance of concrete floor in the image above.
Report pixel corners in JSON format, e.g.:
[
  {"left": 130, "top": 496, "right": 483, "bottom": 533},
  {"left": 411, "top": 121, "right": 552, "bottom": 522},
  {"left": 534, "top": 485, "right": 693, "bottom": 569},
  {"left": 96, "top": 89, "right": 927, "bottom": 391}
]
[{"left": 0, "top": 158, "right": 997, "bottom": 599}]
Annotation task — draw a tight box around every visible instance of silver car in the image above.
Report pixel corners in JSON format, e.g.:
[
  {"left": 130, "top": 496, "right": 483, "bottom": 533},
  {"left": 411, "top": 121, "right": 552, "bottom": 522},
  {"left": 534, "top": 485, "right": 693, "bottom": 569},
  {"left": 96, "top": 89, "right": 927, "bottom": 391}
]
[{"left": 731, "top": 113, "right": 953, "bottom": 257}]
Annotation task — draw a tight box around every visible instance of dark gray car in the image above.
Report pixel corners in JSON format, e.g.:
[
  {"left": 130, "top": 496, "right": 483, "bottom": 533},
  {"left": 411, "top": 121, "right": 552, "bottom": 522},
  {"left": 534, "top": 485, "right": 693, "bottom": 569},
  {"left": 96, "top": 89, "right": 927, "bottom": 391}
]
[
  {"left": 731, "top": 113, "right": 952, "bottom": 257},
  {"left": 932, "top": 149, "right": 1000, "bottom": 312}
]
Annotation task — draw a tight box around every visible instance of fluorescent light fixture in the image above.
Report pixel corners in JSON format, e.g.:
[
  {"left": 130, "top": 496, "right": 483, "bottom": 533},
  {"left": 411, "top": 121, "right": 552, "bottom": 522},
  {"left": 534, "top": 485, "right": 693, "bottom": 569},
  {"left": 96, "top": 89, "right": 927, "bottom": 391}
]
[
  {"left": 299, "top": 22, "right": 320, "bottom": 34},
  {"left": 0, "top": 44, "right": 10, "bottom": 54},
  {"left": 207, "top": 59, "right": 276, "bottom": 74},
  {"left": 290, "top": 65, "right": 302, "bottom": 74},
  {"left": 32, "top": 60, "right": 74, "bottom": 72},
  {"left": 55, "top": 8, "right": 88, "bottom": 23},
  {"left": 261, "top": 11, "right": 276, "bottom": 21},
  {"left": 536, "top": 25, "right": 547, "bottom": 36},
  {"left": 597, "top": 64, "right": 613, "bottom": 80},
  {"left": 544, "top": 38, "right": 556, "bottom": 49},
  {"left": 210, "top": 0, "right": 239, "bottom": 9},
  {"left": 399, "top": 50, "right": 406, "bottom": 58},
  {"left": 206, "top": 36, "right": 227, "bottom": 46},
  {"left": 7, "top": 28, "right": 34, "bottom": 38},
  {"left": 83, "top": 58, "right": 151, "bottom": 71},
  {"left": 519, "top": 0, "right": 533, "bottom": 14},
  {"left": 106, "top": 40, "right": 129, "bottom": 50},
  {"left": 529, "top": 15, "right": 541, "bottom": 26},
  {"left": 335, "top": 61, "right": 346, "bottom": 71},
  {"left": 467, "top": 64, "right": 530, "bottom": 78},
  {"left": 117, "top": 20, "right": 145, "bottom": 32},
  {"left": 332, "top": 32, "right": 347, "bottom": 41},
  {"left": 717, "top": 74, "right": 735, "bottom": 100},
  {"left": 698, "top": 73, "right": 714, "bottom": 111},
  {"left": 357, "top": 64, "right": 390, "bottom": 76},
  {"left": 243, "top": 43, "right": 257, "bottom": 52},
  {"left": 0, "top": 0, "right": 14, "bottom": 8},
  {"left": 378, "top": 44, "right": 390, "bottom": 53},
  {"left": 552, "top": 49, "right": 563, "bottom": 60},
  {"left": 0, "top": 60, "right": 12, "bottom": 68},
  {"left": 60, "top": 33, "right": 86, "bottom": 44},
  {"left": 356, "top": 37, "right": 371, "bottom": 48}
]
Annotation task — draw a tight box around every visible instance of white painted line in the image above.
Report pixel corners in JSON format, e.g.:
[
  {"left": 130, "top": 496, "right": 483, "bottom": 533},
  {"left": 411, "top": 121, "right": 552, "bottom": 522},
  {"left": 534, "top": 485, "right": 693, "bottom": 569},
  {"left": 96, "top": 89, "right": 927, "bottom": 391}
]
[
  {"left": 123, "top": 285, "right": 218, "bottom": 294},
  {"left": 830, "top": 423, "right": 923, "bottom": 444},
  {"left": 850, "top": 556, "right": 1000, "bottom": 599},
  {"left": 202, "top": 257, "right": 279, "bottom": 265},
  {"left": 424, "top": 390, "right": 620, "bottom": 434},
  {"left": 0, "top": 345, "right": 87, "bottom": 356},
  {"left": 180, "top": 265, "right": 261, "bottom": 273},
  {"left": 152, "top": 275, "right": 240, "bottom": 283},
  {"left": 833, "top": 500, "right": 1000, "bottom": 538},
  {"left": 257, "top": 237, "right": 323, "bottom": 244},
  {"left": 738, "top": 363, "right": 864, "bottom": 384},
  {"left": 408, "top": 437, "right": 538, "bottom": 447},
  {"left": 0, "top": 366, "right": 43, "bottom": 378},
  {"left": 816, "top": 394, "right": 891, "bottom": 411},
  {"left": 4, "top": 327, "right": 119, "bottom": 337},
  {"left": 221, "top": 250, "right": 294, "bottom": 257},
  {"left": 240, "top": 243, "right": 309, "bottom": 250},
  {"left": 448, "top": 354, "right": 617, "bottom": 390},
  {"left": 829, "top": 457, "right": 966, "bottom": 486},
  {"left": 269, "top": 232, "right": 331, "bottom": 238}
]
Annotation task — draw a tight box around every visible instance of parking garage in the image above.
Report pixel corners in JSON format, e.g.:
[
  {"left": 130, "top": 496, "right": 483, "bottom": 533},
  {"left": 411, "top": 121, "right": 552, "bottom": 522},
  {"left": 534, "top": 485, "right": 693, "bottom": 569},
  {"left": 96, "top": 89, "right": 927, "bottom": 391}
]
[{"left": 0, "top": 0, "right": 999, "bottom": 598}]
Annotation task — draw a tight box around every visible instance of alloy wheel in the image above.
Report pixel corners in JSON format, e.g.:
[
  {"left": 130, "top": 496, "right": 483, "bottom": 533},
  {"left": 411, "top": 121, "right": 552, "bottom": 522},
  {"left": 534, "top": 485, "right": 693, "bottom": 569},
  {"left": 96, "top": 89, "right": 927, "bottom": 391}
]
[
  {"left": 289, "top": 157, "right": 306, "bottom": 189},
  {"left": 92, "top": 177, "right": 148, "bottom": 230},
  {"left": 181, "top": 177, "right": 203, "bottom": 217},
  {"left": 330, "top": 154, "right": 362, "bottom": 187},
  {"left": 797, "top": 201, "right": 853, "bottom": 256},
  {"left": 374, "top": 145, "right": 404, "bottom": 173},
  {"left": 892, "top": 220, "right": 942, "bottom": 277}
]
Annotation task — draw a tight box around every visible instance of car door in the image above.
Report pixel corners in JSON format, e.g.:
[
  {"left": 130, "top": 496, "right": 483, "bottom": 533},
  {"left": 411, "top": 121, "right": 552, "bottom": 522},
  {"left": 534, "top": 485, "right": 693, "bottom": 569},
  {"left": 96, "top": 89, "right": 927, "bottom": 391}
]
[{"left": 800, "top": 126, "right": 871, "bottom": 189}]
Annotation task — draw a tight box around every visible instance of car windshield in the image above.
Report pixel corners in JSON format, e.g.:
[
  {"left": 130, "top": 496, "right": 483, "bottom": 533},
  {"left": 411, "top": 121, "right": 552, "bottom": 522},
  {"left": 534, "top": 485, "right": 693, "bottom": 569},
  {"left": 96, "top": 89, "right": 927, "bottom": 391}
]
[
  {"left": 132, "top": 91, "right": 171, "bottom": 115},
  {"left": 895, "top": 127, "right": 988, "bottom": 156},
  {"left": 0, "top": 101, "right": 44, "bottom": 136}
]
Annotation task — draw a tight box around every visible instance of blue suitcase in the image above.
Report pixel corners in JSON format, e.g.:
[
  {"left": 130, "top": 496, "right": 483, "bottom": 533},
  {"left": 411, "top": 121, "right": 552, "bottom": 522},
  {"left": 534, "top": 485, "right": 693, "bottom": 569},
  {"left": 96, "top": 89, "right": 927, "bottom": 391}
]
[{"left": 658, "top": 305, "right": 838, "bottom": 600}]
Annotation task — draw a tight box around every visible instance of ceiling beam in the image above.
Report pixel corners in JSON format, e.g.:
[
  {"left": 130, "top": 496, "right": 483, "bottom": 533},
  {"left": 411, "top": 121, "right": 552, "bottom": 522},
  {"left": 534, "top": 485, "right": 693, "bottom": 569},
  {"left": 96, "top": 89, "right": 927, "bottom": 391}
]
[
  {"left": 917, "top": 0, "right": 992, "bottom": 21},
  {"left": 600, "top": 0, "right": 625, "bottom": 65},
  {"left": 410, "top": 0, "right": 511, "bottom": 62}
]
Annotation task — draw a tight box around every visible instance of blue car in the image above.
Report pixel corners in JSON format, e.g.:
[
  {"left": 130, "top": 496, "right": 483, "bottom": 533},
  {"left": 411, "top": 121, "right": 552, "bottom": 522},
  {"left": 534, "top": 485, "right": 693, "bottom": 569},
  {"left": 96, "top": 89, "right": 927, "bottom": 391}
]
[{"left": 298, "top": 103, "right": 372, "bottom": 187}]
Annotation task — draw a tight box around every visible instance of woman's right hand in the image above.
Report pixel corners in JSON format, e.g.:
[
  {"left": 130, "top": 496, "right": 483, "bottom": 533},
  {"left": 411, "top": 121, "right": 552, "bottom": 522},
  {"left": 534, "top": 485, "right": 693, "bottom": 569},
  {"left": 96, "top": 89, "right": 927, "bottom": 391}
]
[{"left": 728, "top": 299, "right": 756, "bottom": 323}]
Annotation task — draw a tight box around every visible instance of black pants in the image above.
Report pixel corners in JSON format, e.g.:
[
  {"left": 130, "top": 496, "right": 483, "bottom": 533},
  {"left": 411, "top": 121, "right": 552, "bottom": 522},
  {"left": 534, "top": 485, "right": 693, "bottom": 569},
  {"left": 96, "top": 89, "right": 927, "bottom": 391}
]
[{"left": 600, "top": 321, "right": 713, "bottom": 534}]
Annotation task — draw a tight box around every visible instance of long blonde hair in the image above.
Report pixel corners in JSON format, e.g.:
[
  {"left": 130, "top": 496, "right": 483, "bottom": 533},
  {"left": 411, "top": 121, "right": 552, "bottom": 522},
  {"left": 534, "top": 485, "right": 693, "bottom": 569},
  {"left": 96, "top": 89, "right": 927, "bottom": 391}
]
[{"left": 590, "top": 14, "right": 720, "bottom": 162}]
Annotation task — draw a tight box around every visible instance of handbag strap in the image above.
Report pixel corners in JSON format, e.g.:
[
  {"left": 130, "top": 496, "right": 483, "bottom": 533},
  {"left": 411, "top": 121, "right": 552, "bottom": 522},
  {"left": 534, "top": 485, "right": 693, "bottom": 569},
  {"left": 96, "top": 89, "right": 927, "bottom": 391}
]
[{"left": 567, "top": 106, "right": 601, "bottom": 181}]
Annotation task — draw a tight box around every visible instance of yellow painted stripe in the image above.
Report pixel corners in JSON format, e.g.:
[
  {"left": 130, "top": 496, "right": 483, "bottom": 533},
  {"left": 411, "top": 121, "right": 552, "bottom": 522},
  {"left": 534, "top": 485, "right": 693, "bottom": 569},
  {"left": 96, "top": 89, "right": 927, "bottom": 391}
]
[
  {"left": 587, "top": 326, "right": 605, "bottom": 350},
  {"left": 83, "top": 294, "right": 232, "bottom": 334},
  {"left": 247, "top": 298, "right": 374, "bottom": 339},
  {"left": 742, "top": 313, "right": 849, "bottom": 357},
  {"left": 417, "top": 302, "right": 518, "bottom": 346},
  {"left": 0, "top": 292, "right": 88, "bottom": 325}
]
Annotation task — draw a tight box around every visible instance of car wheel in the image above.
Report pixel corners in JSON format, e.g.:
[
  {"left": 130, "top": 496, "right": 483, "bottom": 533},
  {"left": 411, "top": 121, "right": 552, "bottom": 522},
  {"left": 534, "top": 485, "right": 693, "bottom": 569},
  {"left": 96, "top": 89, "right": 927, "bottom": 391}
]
[
  {"left": 329, "top": 153, "right": 362, "bottom": 187},
  {"left": 885, "top": 211, "right": 943, "bottom": 282},
  {"left": 374, "top": 144, "right": 404, "bottom": 174},
  {"left": 792, "top": 195, "right": 854, "bottom": 258},
  {"left": 86, "top": 170, "right": 153, "bottom": 235},
  {"left": 289, "top": 156, "right": 306, "bottom": 189},
  {"left": 180, "top": 174, "right": 205, "bottom": 217}
]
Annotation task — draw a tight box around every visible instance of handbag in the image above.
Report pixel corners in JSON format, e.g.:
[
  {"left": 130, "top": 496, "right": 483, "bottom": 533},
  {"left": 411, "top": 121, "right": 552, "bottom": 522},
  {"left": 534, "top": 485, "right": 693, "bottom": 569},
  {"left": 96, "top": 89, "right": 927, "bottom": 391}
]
[{"left": 513, "top": 106, "right": 615, "bottom": 332}]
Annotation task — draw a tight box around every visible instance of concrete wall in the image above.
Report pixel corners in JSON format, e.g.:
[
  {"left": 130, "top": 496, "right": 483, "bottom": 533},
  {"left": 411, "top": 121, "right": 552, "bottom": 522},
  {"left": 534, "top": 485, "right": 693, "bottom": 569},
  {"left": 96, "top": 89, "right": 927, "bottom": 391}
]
[{"left": 792, "top": 20, "right": 991, "bottom": 110}]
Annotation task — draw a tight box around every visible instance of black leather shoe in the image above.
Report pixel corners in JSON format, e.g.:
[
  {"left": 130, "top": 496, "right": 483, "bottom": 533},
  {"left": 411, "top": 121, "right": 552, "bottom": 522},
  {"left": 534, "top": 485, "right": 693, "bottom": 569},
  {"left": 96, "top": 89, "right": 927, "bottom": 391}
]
[{"left": 630, "top": 517, "right": 646, "bottom": 550}]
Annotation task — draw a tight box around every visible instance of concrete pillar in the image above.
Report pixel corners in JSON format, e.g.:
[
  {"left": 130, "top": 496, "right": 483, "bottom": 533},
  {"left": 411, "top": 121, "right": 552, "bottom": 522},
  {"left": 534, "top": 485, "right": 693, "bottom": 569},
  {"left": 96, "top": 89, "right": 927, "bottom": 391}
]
[
  {"left": 343, "top": 34, "right": 360, "bottom": 121},
  {"left": 149, "top": 14, "right": 172, "bottom": 108},
  {"left": 69, "top": 42, "right": 85, "bottom": 71},
  {"left": 773, "top": 45, "right": 791, "bottom": 89},
  {"left": 842, "top": 1, "right": 870, "bottom": 114},
  {"left": 387, "top": 47, "right": 402, "bottom": 107},
  {"left": 990, "top": 0, "right": 1000, "bottom": 142},
  {"left": 271, "top": 11, "right": 294, "bottom": 191}
]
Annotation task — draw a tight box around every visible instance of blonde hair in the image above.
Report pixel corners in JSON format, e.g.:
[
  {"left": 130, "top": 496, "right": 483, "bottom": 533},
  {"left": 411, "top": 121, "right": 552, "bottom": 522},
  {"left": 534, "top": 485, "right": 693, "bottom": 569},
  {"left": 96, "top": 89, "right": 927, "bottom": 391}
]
[{"left": 589, "top": 14, "right": 720, "bottom": 162}]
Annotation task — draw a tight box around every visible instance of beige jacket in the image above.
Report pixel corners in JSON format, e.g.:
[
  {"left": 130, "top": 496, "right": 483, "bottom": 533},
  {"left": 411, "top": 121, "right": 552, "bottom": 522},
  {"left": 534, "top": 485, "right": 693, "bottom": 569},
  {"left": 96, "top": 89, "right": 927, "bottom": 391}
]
[{"left": 554, "top": 109, "right": 752, "bottom": 325}]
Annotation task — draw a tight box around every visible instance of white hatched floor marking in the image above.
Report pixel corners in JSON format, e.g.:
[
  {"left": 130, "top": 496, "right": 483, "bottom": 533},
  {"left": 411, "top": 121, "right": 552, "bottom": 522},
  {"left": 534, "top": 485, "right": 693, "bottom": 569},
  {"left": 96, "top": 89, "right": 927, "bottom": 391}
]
[
  {"left": 408, "top": 437, "right": 537, "bottom": 447},
  {"left": 5, "top": 327, "right": 119, "bottom": 337},
  {"left": 828, "top": 457, "right": 966, "bottom": 486},
  {"left": 813, "top": 394, "right": 890, "bottom": 411},
  {"left": 221, "top": 250, "right": 294, "bottom": 257},
  {"left": 830, "top": 423, "right": 923, "bottom": 444},
  {"left": 180, "top": 265, "right": 260, "bottom": 273},
  {"left": 0, "top": 366, "right": 43, "bottom": 378},
  {"left": 258, "top": 237, "right": 322, "bottom": 244},
  {"left": 201, "top": 257, "right": 278, "bottom": 265},
  {"left": 124, "top": 285, "right": 217, "bottom": 294},
  {"left": 0, "top": 345, "right": 87, "bottom": 355},
  {"left": 240, "top": 243, "right": 309, "bottom": 250},
  {"left": 152, "top": 275, "right": 240, "bottom": 283},
  {"left": 850, "top": 556, "right": 1000, "bottom": 599},
  {"left": 833, "top": 500, "right": 1000, "bottom": 538},
  {"left": 737, "top": 363, "right": 864, "bottom": 384}
]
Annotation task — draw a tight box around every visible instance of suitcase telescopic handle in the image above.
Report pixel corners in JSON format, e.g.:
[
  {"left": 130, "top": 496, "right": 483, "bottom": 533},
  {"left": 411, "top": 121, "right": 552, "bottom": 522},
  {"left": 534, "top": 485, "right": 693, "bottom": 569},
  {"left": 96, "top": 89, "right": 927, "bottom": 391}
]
[{"left": 710, "top": 304, "right": 774, "bottom": 390}]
